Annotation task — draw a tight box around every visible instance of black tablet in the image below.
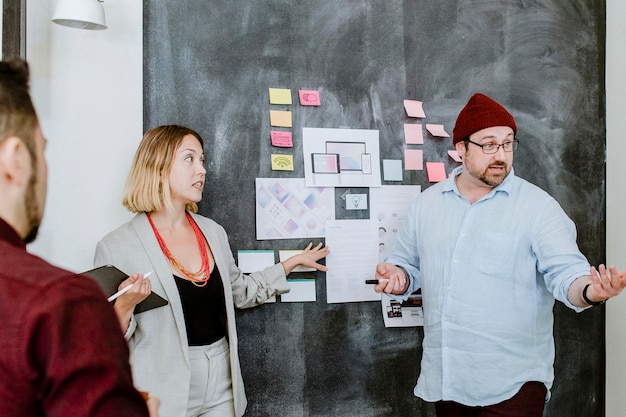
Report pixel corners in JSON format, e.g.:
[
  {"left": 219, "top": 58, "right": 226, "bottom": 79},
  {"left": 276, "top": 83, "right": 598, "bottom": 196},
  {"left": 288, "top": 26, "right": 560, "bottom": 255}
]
[{"left": 82, "top": 265, "right": 168, "bottom": 314}]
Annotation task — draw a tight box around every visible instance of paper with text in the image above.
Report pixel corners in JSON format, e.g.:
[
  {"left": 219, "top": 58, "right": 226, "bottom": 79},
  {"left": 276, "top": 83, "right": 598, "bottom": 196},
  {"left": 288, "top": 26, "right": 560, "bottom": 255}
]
[{"left": 324, "top": 219, "right": 380, "bottom": 303}]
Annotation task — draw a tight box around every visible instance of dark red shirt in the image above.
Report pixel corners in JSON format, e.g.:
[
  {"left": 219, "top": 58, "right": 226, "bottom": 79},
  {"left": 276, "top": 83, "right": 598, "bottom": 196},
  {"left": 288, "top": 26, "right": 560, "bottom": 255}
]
[{"left": 0, "top": 218, "right": 149, "bottom": 417}]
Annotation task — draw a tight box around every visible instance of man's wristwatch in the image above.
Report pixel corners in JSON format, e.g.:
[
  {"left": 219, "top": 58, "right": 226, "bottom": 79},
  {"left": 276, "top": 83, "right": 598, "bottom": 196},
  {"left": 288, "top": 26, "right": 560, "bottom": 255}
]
[{"left": 582, "top": 283, "right": 606, "bottom": 306}]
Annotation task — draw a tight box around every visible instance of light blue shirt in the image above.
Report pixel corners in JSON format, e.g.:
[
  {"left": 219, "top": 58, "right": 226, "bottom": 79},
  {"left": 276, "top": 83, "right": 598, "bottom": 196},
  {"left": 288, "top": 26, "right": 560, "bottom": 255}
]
[{"left": 385, "top": 166, "right": 590, "bottom": 406}]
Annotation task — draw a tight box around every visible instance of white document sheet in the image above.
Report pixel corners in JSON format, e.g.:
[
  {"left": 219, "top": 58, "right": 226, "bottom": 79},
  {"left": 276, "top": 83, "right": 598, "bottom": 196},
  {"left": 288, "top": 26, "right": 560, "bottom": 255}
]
[
  {"left": 237, "top": 250, "right": 275, "bottom": 273},
  {"left": 369, "top": 185, "right": 421, "bottom": 262},
  {"left": 281, "top": 279, "right": 317, "bottom": 302},
  {"left": 324, "top": 219, "right": 381, "bottom": 303}
]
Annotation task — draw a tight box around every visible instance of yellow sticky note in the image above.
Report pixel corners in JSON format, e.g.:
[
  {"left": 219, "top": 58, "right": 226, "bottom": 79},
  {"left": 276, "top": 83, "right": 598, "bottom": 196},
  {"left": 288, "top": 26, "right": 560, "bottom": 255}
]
[
  {"left": 269, "top": 110, "right": 293, "bottom": 127},
  {"left": 271, "top": 154, "right": 294, "bottom": 171},
  {"left": 269, "top": 88, "right": 292, "bottom": 105}
]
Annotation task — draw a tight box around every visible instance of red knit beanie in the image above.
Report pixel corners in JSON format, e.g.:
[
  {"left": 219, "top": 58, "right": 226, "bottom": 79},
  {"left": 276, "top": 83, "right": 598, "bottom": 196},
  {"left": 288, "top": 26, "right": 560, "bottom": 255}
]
[{"left": 452, "top": 93, "right": 517, "bottom": 145}]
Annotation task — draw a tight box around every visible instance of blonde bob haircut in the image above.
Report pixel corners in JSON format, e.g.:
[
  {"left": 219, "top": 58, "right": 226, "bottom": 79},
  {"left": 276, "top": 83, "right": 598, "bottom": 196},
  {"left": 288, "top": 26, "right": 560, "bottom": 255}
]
[{"left": 123, "top": 125, "right": 204, "bottom": 214}]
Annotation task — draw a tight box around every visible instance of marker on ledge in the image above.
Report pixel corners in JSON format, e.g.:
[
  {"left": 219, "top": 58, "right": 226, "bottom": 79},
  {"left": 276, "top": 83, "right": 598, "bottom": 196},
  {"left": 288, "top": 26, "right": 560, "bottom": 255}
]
[{"left": 108, "top": 271, "right": 153, "bottom": 302}]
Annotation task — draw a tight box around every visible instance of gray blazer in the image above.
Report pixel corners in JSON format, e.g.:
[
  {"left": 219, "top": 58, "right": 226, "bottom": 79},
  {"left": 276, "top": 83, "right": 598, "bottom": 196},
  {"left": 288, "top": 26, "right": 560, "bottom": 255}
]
[{"left": 94, "top": 212, "right": 289, "bottom": 417}]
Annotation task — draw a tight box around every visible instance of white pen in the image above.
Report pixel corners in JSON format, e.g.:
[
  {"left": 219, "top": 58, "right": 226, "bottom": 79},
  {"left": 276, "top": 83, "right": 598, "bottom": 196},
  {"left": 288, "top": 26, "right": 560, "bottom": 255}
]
[{"left": 107, "top": 271, "right": 153, "bottom": 302}]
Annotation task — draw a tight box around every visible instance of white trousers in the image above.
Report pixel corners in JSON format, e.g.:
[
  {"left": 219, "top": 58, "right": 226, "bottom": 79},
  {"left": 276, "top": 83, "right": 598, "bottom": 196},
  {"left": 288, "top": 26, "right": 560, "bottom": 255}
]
[{"left": 186, "top": 338, "right": 236, "bottom": 417}]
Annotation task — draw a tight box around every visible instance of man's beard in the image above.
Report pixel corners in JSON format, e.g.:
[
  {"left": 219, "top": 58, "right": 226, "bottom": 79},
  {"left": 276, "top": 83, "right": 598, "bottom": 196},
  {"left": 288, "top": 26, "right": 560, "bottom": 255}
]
[
  {"left": 23, "top": 171, "right": 42, "bottom": 244},
  {"left": 478, "top": 162, "right": 510, "bottom": 187}
]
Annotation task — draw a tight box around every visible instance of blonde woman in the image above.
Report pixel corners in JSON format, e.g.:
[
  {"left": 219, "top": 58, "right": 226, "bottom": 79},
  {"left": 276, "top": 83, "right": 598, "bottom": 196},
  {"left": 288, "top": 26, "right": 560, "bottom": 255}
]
[{"left": 94, "top": 125, "right": 329, "bottom": 417}]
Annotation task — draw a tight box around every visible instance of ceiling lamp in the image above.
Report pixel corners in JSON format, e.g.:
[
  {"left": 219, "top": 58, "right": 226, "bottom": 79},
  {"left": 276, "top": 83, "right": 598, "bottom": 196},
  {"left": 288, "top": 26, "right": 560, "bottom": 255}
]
[{"left": 52, "top": 0, "right": 107, "bottom": 30}]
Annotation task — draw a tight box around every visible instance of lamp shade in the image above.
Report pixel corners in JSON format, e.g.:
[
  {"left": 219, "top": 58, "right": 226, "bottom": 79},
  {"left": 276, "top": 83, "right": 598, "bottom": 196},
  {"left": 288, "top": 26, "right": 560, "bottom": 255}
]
[{"left": 52, "top": 0, "right": 107, "bottom": 30}]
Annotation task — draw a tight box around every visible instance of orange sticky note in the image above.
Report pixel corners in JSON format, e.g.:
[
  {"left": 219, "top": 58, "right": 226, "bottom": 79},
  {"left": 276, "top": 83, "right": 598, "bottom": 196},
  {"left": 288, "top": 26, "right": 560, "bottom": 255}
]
[
  {"left": 426, "top": 162, "right": 447, "bottom": 182},
  {"left": 269, "top": 110, "right": 292, "bottom": 127}
]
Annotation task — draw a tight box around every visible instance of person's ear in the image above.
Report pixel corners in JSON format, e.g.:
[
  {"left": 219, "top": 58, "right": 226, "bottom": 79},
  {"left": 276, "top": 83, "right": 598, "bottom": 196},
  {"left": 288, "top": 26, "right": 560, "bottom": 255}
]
[
  {"left": 455, "top": 141, "right": 466, "bottom": 160},
  {"left": 0, "top": 137, "right": 31, "bottom": 186}
]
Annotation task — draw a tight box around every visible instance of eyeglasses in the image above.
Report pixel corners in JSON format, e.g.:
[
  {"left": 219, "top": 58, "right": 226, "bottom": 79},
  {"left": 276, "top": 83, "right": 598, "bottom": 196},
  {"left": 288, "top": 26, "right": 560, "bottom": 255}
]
[{"left": 466, "top": 139, "right": 519, "bottom": 154}]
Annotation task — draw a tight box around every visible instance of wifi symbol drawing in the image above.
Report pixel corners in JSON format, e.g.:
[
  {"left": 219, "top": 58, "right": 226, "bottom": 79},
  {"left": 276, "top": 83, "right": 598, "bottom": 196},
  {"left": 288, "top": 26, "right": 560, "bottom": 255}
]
[
  {"left": 271, "top": 154, "right": 294, "bottom": 171},
  {"left": 274, "top": 156, "right": 290, "bottom": 167}
]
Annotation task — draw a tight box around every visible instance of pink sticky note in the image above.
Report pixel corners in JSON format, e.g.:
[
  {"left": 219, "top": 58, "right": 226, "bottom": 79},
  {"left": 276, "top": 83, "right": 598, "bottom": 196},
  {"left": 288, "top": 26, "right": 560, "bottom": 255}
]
[
  {"left": 404, "top": 149, "right": 423, "bottom": 170},
  {"left": 404, "top": 99, "right": 426, "bottom": 118},
  {"left": 299, "top": 90, "right": 321, "bottom": 106},
  {"left": 426, "top": 124, "right": 450, "bottom": 137},
  {"left": 426, "top": 162, "right": 447, "bottom": 182},
  {"left": 404, "top": 124, "right": 423, "bottom": 144},
  {"left": 270, "top": 131, "right": 293, "bottom": 147},
  {"left": 447, "top": 150, "right": 462, "bottom": 162}
]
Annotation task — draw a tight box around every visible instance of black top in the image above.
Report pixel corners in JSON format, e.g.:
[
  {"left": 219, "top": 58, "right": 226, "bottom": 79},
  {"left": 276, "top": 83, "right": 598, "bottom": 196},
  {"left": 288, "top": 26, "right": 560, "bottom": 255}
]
[{"left": 174, "top": 267, "right": 227, "bottom": 346}]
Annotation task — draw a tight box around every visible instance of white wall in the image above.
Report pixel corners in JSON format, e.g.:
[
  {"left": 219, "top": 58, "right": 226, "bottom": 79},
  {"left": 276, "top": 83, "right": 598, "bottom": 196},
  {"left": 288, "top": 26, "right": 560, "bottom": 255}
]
[
  {"left": 26, "top": 0, "right": 142, "bottom": 273},
  {"left": 25, "top": 0, "right": 626, "bottom": 414}
]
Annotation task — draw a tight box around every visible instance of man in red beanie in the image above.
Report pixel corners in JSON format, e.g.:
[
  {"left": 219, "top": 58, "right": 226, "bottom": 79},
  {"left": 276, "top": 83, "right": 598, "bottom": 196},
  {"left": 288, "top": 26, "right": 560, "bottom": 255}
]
[{"left": 372, "top": 93, "right": 626, "bottom": 417}]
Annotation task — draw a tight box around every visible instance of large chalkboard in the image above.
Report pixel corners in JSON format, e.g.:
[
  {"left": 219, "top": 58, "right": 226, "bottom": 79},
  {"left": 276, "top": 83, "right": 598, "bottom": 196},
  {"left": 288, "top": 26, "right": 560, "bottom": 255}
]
[{"left": 144, "top": 1, "right": 606, "bottom": 416}]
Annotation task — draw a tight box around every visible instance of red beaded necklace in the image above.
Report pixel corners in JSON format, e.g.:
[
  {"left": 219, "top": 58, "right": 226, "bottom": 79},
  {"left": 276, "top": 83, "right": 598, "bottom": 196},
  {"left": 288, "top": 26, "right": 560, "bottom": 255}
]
[{"left": 147, "top": 212, "right": 211, "bottom": 287}]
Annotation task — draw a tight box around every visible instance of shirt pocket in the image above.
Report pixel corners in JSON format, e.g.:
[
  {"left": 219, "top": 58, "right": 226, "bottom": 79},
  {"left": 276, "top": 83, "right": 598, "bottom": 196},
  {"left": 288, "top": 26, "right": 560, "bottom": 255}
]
[{"left": 471, "top": 231, "right": 517, "bottom": 279}]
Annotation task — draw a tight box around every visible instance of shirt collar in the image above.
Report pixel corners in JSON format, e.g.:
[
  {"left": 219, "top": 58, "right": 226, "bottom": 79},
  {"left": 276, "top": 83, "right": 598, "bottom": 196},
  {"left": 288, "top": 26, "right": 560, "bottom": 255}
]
[
  {"left": 443, "top": 165, "right": 516, "bottom": 198},
  {"left": 0, "top": 217, "right": 26, "bottom": 249}
]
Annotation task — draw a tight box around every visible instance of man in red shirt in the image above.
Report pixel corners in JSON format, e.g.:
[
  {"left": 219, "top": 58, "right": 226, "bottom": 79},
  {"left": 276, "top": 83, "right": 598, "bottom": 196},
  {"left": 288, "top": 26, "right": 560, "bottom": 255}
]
[{"left": 0, "top": 59, "right": 159, "bottom": 417}]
